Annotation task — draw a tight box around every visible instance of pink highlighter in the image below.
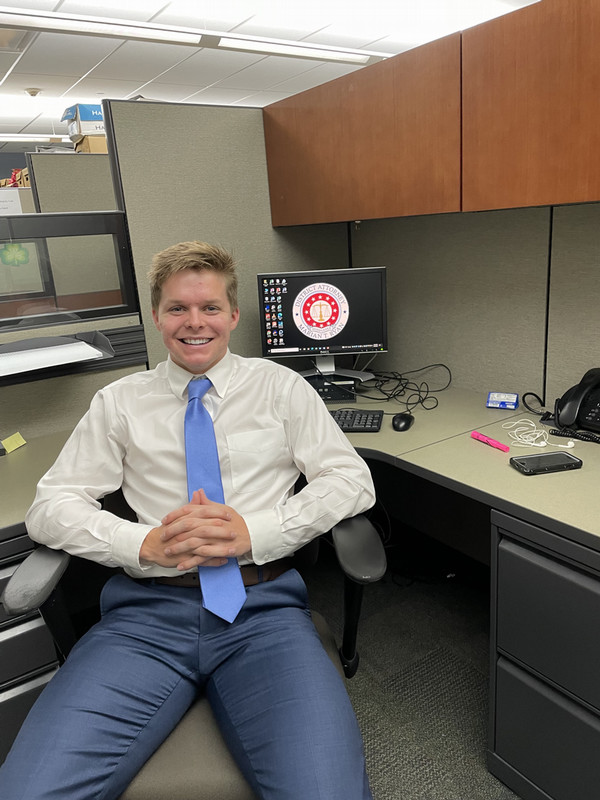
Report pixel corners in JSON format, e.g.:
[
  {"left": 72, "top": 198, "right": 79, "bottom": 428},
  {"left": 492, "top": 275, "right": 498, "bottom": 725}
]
[{"left": 470, "top": 430, "right": 510, "bottom": 452}]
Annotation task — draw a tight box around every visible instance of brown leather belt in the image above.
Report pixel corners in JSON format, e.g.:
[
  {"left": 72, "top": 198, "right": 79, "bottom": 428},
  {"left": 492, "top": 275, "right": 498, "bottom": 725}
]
[{"left": 151, "top": 558, "right": 293, "bottom": 588}]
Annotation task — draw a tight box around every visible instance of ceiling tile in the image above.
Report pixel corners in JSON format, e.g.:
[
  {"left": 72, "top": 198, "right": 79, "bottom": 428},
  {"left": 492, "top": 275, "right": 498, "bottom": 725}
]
[
  {"left": 88, "top": 40, "right": 193, "bottom": 81},
  {"left": 232, "top": 90, "right": 301, "bottom": 107},
  {"left": 0, "top": 51, "right": 21, "bottom": 77},
  {"left": 129, "top": 82, "right": 203, "bottom": 103},
  {"left": 20, "top": 116, "right": 65, "bottom": 133},
  {"left": 61, "top": 77, "right": 147, "bottom": 99},
  {"left": 151, "top": 7, "right": 258, "bottom": 32},
  {"left": 183, "top": 87, "right": 259, "bottom": 106},
  {"left": 0, "top": 73, "right": 85, "bottom": 95},
  {"left": 58, "top": 1, "right": 166, "bottom": 21},
  {"left": 270, "top": 62, "right": 361, "bottom": 94},
  {"left": 14, "top": 32, "right": 122, "bottom": 76},
  {"left": 154, "top": 48, "right": 263, "bottom": 86},
  {"left": 217, "top": 55, "right": 320, "bottom": 91},
  {"left": 0, "top": 122, "right": 27, "bottom": 132},
  {"left": 0, "top": 0, "right": 57, "bottom": 9}
]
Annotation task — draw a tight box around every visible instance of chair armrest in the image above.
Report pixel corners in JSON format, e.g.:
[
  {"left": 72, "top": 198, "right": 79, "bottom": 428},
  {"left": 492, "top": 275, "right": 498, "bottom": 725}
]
[
  {"left": 331, "top": 514, "right": 386, "bottom": 584},
  {"left": 1, "top": 546, "right": 71, "bottom": 615}
]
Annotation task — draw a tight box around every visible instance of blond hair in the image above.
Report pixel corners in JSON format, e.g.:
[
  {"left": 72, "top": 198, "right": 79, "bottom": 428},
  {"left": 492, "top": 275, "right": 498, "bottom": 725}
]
[{"left": 148, "top": 241, "right": 238, "bottom": 311}]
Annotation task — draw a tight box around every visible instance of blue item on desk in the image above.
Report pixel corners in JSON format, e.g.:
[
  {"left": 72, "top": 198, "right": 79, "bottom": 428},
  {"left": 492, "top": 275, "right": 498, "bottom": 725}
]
[{"left": 392, "top": 413, "right": 414, "bottom": 432}]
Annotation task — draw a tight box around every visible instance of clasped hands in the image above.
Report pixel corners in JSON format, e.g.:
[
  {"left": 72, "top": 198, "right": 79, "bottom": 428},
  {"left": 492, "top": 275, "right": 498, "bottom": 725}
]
[{"left": 140, "top": 489, "right": 251, "bottom": 571}]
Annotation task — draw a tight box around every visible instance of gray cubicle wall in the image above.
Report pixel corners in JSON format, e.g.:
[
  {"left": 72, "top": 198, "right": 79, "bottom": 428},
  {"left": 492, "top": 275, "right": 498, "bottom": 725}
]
[
  {"left": 105, "top": 100, "right": 348, "bottom": 368},
  {"left": 351, "top": 208, "right": 550, "bottom": 398},
  {"left": 0, "top": 155, "right": 141, "bottom": 441},
  {"left": 27, "top": 153, "right": 121, "bottom": 300},
  {"left": 27, "top": 153, "right": 116, "bottom": 212},
  {"left": 546, "top": 203, "right": 600, "bottom": 405}
]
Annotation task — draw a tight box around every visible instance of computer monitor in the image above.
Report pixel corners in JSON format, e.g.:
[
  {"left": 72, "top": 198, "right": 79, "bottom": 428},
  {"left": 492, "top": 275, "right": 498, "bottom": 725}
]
[{"left": 257, "top": 266, "right": 387, "bottom": 382}]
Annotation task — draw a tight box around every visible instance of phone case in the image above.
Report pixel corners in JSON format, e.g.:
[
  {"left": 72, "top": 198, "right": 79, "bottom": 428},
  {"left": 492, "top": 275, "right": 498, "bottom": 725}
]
[{"left": 509, "top": 452, "right": 583, "bottom": 475}]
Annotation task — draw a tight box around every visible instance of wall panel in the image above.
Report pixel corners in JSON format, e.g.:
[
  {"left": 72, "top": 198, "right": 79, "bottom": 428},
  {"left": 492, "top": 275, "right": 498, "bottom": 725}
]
[
  {"left": 28, "top": 153, "right": 116, "bottom": 212},
  {"left": 106, "top": 100, "right": 348, "bottom": 368},
  {"left": 546, "top": 203, "right": 600, "bottom": 405},
  {"left": 351, "top": 208, "right": 550, "bottom": 396}
]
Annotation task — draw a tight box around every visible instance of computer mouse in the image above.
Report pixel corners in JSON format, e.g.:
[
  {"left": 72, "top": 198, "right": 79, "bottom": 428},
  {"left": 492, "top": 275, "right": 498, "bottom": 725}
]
[{"left": 392, "top": 412, "right": 414, "bottom": 432}]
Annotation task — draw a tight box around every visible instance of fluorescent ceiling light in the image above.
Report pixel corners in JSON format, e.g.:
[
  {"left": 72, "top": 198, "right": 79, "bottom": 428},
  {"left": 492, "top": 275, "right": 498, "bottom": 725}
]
[
  {"left": 217, "top": 36, "right": 372, "bottom": 64},
  {"left": 0, "top": 8, "right": 200, "bottom": 45},
  {"left": 0, "top": 6, "right": 388, "bottom": 65},
  {"left": 0, "top": 134, "right": 71, "bottom": 142}
]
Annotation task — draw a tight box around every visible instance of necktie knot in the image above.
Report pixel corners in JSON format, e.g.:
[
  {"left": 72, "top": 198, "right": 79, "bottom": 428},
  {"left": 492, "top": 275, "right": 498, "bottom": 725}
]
[{"left": 188, "top": 378, "right": 211, "bottom": 402}]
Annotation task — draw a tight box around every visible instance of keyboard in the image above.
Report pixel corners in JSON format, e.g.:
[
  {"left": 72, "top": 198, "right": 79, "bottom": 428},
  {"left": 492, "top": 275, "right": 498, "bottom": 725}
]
[{"left": 329, "top": 408, "right": 384, "bottom": 433}]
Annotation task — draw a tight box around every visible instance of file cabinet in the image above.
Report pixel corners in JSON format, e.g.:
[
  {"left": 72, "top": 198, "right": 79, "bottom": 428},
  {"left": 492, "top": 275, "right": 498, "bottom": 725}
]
[
  {"left": 0, "top": 525, "right": 58, "bottom": 763},
  {"left": 489, "top": 511, "right": 600, "bottom": 800}
]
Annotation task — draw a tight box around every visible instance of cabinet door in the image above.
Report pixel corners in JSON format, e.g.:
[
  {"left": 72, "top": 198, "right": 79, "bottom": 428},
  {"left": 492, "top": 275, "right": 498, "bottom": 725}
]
[
  {"left": 462, "top": 0, "right": 600, "bottom": 211},
  {"left": 263, "top": 35, "right": 461, "bottom": 226},
  {"left": 0, "top": 671, "right": 57, "bottom": 764},
  {"left": 495, "top": 657, "right": 600, "bottom": 800},
  {"left": 497, "top": 537, "right": 600, "bottom": 711}
]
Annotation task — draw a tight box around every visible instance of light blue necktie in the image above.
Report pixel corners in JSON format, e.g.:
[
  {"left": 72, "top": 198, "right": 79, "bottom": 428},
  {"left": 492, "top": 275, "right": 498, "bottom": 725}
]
[{"left": 185, "top": 378, "right": 246, "bottom": 622}]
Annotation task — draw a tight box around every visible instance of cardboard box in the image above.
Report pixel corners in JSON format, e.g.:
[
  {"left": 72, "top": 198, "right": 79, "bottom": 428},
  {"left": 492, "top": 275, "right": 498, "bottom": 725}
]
[
  {"left": 75, "top": 136, "right": 108, "bottom": 154},
  {"left": 61, "top": 103, "right": 105, "bottom": 141},
  {"left": 17, "top": 167, "right": 30, "bottom": 187}
]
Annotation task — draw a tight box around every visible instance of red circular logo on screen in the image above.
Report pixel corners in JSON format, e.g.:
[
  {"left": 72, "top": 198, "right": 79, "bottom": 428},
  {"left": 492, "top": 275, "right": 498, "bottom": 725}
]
[{"left": 293, "top": 283, "right": 349, "bottom": 340}]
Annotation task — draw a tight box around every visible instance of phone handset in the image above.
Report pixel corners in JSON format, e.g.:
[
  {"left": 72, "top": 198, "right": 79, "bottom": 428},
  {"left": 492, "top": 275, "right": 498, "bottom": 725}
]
[{"left": 554, "top": 368, "right": 600, "bottom": 430}]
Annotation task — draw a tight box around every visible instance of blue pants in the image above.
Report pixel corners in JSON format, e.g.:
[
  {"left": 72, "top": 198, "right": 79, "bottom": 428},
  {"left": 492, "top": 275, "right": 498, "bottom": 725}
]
[{"left": 0, "top": 570, "right": 372, "bottom": 800}]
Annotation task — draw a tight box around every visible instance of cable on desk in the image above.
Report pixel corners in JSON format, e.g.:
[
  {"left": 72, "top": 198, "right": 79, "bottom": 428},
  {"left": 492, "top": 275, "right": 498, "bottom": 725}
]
[
  {"left": 550, "top": 427, "right": 600, "bottom": 445},
  {"left": 361, "top": 363, "right": 452, "bottom": 412}
]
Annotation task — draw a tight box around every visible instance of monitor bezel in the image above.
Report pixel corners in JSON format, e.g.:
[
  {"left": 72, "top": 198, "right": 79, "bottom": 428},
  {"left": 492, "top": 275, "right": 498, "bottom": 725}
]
[{"left": 256, "top": 265, "right": 388, "bottom": 362}]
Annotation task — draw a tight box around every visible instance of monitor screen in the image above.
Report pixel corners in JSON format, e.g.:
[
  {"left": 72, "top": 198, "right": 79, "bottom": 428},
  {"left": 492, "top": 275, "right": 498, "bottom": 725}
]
[{"left": 257, "top": 266, "right": 387, "bottom": 377}]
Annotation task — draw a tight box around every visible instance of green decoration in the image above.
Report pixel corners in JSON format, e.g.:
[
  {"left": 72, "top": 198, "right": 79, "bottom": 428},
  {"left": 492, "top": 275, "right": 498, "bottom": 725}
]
[{"left": 0, "top": 243, "right": 30, "bottom": 267}]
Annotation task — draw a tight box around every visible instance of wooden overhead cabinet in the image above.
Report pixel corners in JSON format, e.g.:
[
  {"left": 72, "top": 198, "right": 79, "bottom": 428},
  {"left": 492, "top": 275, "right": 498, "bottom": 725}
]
[
  {"left": 462, "top": 0, "right": 600, "bottom": 212},
  {"left": 263, "top": 34, "right": 461, "bottom": 226}
]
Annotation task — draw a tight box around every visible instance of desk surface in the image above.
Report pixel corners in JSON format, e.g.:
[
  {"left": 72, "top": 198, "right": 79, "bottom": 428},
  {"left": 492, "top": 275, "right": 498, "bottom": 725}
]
[
  {"left": 3, "top": 388, "right": 600, "bottom": 555},
  {"left": 338, "top": 386, "right": 523, "bottom": 459},
  {"left": 339, "top": 387, "right": 600, "bottom": 552},
  {"left": 1, "top": 429, "right": 71, "bottom": 534}
]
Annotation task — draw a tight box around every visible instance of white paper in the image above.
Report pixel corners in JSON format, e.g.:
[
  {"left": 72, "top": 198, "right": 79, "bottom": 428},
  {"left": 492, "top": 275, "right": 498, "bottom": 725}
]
[
  {"left": 0, "top": 340, "right": 103, "bottom": 377},
  {"left": 0, "top": 188, "right": 23, "bottom": 216}
]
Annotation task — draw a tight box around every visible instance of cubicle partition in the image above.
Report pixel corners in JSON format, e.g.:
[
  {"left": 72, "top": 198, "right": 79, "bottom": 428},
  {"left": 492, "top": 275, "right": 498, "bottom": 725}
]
[
  {"left": 351, "top": 202, "right": 600, "bottom": 406},
  {"left": 104, "top": 100, "right": 350, "bottom": 368},
  {"left": 26, "top": 152, "right": 116, "bottom": 213},
  {"left": 350, "top": 208, "right": 550, "bottom": 398}
]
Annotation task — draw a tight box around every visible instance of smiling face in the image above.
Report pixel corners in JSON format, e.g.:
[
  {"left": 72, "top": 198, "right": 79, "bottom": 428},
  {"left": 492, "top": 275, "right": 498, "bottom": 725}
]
[{"left": 152, "top": 269, "right": 239, "bottom": 374}]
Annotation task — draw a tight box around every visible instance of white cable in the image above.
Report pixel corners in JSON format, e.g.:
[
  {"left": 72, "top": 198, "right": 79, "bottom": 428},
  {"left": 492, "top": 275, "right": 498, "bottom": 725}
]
[{"left": 502, "top": 418, "right": 575, "bottom": 448}]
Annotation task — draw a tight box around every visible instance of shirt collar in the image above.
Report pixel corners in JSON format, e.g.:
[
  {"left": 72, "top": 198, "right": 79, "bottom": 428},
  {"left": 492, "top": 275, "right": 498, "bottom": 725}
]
[{"left": 165, "top": 350, "right": 234, "bottom": 400}]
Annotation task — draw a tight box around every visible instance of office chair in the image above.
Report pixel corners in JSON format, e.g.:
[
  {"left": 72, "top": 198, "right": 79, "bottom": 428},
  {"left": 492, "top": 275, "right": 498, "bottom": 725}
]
[{"left": 2, "top": 489, "right": 386, "bottom": 800}]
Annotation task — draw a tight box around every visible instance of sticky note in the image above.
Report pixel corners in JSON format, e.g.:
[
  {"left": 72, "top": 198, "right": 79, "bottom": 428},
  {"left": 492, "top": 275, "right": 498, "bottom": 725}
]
[{"left": 1, "top": 432, "right": 27, "bottom": 453}]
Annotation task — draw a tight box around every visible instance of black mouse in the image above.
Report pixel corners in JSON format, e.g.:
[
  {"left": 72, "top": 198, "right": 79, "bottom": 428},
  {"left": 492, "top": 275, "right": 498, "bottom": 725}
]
[{"left": 392, "top": 412, "right": 414, "bottom": 431}]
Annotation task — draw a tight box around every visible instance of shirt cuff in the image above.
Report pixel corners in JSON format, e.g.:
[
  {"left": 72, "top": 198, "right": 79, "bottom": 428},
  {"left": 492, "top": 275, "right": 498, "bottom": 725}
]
[
  {"left": 244, "top": 508, "right": 284, "bottom": 565},
  {"left": 111, "top": 520, "right": 155, "bottom": 572}
]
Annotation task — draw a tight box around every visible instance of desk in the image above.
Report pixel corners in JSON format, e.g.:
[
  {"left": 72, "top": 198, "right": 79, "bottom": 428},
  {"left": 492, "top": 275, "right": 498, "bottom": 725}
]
[
  {"left": 3, "top": 390, "right": 600, "bottom": 798},
  {"left": 342, "top": 388, "right": 600, "bottom": 800}
]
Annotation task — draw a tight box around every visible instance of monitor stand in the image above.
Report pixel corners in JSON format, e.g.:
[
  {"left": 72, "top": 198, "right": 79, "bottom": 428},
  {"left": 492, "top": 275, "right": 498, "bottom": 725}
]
[{"left": 299, "top": 354, "right": 373, "bottom": 383}]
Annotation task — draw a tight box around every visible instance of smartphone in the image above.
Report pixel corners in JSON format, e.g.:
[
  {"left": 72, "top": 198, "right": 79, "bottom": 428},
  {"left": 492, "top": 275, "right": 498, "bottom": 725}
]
[{"left": 509, "top": 451, "right": 583, "bottom": 475}]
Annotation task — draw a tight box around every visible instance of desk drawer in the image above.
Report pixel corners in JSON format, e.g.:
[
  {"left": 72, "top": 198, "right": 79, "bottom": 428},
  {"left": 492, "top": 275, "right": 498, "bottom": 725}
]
[
  {"left": 0, "top": 533, "right": 34, "bottom": 566},
  {"left": 495, "top": 657, "right": 600, "bottom": 800},
  {"left": 0, "top": 669, "right": 57, "bottom": 764},
  {"left": 0, "top": 617, "right": 57, "bottom": 687},
  {"left": 497, "top": 537, "right": 600, "bottom": 710}
]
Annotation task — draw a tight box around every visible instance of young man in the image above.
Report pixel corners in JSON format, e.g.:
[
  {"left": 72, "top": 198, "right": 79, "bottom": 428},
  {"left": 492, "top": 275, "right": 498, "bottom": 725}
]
[{"left": 0, "top": 242, "right": 376, "bottom": 799}]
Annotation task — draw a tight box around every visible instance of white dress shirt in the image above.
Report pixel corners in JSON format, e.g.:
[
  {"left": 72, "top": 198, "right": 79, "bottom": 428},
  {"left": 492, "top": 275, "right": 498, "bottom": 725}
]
[{"left": 26, "top": 351, "right": 376, "bottom": 578}]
